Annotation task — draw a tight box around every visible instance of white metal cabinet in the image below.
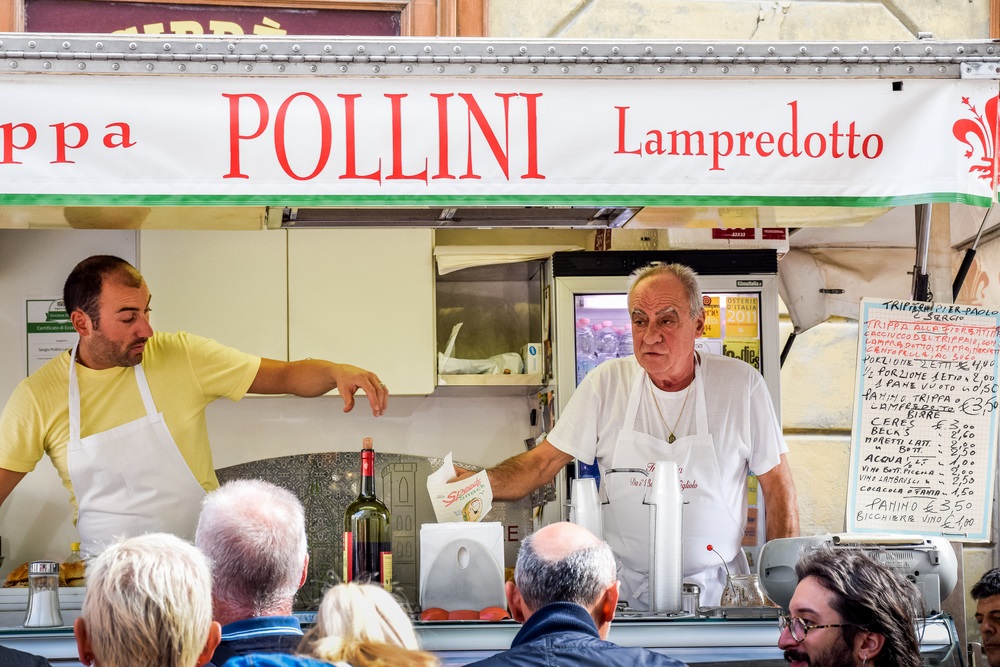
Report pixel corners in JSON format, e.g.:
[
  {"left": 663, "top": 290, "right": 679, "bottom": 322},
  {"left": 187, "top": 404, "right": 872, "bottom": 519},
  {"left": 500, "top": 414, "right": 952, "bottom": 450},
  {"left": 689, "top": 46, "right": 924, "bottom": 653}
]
[
  {"left": 287, "top": 229, "right": 436, "bottom": 396},
  {"left": 138, "top": 229, "right": 288, "bottom": 360}
]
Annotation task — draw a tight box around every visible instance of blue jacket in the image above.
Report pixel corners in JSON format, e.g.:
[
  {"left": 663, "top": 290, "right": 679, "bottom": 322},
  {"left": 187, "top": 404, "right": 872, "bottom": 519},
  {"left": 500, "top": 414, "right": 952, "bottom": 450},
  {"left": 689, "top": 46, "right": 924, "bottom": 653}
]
[
  {"left": 226, "top": 654, "right": 350, "bottom": 667},
  {"left": 0, "top": 645, "right": 50, "bottom": 667},
  {"left": 465, "top": 602, "right": 689, "bottom": 667},
  {"left": 208, "top": 615, "right": 304, "bottom": 667}
]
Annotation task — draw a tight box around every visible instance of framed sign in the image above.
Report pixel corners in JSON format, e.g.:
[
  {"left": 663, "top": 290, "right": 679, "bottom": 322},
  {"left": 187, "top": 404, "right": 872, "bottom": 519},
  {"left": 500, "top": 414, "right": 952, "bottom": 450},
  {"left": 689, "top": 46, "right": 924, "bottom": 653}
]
[
  {"left": 0, "top": 0, "right": 485, "bottom": 36},
  {"left": 24, "top": 0, "right": 403, "bottom": 36},
  {"left": 25, "top": 298, "right": 76, "bottom": 376}
]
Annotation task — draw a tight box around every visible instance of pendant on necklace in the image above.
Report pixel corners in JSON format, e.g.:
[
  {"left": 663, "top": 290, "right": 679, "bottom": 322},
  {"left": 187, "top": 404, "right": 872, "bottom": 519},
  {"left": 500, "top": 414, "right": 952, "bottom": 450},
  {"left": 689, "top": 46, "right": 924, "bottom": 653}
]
[{"left": 668, "top": 434, "right": 676, "bottom": 444}]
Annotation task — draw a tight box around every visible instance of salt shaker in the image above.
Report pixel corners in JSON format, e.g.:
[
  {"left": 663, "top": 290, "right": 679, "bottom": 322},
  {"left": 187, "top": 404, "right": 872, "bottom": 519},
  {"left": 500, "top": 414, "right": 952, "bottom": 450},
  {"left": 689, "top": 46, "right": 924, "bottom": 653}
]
[{"left": 24, "top": 561, "right": 62, "bottom": 627}]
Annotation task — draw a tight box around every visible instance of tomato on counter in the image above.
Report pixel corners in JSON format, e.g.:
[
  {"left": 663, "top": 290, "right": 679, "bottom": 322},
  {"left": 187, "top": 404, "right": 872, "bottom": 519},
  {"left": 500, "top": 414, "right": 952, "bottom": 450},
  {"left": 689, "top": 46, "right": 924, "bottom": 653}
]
[
  {"left": 418, "top": 607, "right": 511, "bottom": 621},
  {"left": 419, "top": 608, "right": 449, "bottom": 621},
  {"left": 478, "top": 606, "right": 510, "bottom": 621}
]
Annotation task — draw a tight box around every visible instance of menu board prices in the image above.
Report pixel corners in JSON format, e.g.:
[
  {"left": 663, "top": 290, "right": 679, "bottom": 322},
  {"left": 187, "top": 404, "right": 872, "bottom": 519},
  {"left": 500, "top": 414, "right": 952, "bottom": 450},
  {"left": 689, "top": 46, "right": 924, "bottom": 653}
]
[{"left": 847, "top": 298, "right": 1000, "bottom": 541}]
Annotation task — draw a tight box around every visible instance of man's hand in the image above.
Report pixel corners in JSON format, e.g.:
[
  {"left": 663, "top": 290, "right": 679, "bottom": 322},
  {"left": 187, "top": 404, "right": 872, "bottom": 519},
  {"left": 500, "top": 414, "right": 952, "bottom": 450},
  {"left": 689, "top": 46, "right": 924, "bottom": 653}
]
[
  {"left": 330, "top": 363, "right": 388, "bottom": 416},
  {"left": 449, "top": 465, "right": 477, "bottom": 483},
  {"left": 450, "top": 441, "right": 573, "bottom": 502},
  {"left": 250, "top": 358, "right": 388, "bottom": 416}
]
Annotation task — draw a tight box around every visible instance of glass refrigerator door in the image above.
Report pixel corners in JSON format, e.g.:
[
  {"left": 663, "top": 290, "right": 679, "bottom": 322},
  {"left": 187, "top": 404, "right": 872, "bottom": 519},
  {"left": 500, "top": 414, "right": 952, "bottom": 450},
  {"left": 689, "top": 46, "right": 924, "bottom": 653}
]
[{"left": 572, "top": 291, "right": 764, "bottom": 383}]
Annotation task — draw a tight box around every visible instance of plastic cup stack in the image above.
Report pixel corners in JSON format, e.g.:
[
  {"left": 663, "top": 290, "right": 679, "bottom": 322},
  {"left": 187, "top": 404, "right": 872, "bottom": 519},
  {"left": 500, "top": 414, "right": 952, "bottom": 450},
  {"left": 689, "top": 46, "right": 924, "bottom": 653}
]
[
  {"left": 569, "top": 477, "right": 604, "bottom": 540},
  {"left": 647, "top": 461, "right": 683, "bottom": 614}
]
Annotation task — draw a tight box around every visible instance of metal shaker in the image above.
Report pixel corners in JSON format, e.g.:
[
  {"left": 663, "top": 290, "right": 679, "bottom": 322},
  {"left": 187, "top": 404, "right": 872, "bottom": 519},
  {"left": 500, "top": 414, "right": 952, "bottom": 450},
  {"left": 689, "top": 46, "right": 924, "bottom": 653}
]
[
  {"left": 682, "top": 583, "right": 701, "bottom": 615},
  {"left": 24, "top": 561, "right": 62, "bottom": 627}
]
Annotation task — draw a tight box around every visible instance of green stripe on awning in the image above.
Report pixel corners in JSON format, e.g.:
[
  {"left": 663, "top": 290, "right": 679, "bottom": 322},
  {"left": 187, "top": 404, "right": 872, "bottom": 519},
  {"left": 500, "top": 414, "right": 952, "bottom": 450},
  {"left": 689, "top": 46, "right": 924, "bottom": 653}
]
[{"left": 0, "top": 192, "right": 992, "bottom": 208}]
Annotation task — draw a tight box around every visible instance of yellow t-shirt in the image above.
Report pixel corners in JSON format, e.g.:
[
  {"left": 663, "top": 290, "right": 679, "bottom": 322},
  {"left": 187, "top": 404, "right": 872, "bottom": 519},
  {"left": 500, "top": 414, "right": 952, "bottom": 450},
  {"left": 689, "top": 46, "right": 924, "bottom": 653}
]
[{"left": 0, "top": 331, "right": 261, "bottom": 520}]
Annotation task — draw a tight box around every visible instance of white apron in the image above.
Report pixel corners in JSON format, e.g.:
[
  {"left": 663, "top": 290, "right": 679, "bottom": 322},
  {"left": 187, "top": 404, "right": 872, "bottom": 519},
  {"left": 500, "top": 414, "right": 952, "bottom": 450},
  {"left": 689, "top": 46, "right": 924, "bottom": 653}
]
[
  {"left": 66, "top": 342, "right": 206, "bottom": 556},
  {"left": 604, "top": 357, "right": 749, "bottom": 609}
]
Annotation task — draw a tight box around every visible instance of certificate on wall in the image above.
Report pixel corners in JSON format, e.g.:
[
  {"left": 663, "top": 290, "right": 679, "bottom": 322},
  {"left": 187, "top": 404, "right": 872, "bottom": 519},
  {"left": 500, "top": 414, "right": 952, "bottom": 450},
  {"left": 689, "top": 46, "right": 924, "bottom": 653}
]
[
  {"left": 847, "top": 298, "right": 1000, "bottom": 541},
  {"left": 26, "top": 299, "right": 76, "bottom": 376}
]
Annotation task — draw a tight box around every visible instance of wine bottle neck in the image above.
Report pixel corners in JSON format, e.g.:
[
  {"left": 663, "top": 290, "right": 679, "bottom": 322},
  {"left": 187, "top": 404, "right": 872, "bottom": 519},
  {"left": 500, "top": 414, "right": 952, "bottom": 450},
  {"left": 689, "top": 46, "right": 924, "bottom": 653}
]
[{"left": 360, "top": 449, "right": 376, "bottom": 497}]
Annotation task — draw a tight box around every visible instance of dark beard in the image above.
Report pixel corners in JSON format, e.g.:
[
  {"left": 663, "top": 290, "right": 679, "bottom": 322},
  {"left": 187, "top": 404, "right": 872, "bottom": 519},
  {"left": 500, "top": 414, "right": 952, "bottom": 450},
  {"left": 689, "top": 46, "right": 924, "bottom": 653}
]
[
  {"left": 784, "top": 635, "right": 855, "bottom": 667},
  {"left": 89, "top": 328, "right": 145, "bottom": 368}
]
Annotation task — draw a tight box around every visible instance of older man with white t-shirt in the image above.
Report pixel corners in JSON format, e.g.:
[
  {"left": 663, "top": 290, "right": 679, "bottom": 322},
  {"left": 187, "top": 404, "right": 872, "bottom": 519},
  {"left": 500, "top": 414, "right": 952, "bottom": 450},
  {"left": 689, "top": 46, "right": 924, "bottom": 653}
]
[{"left": 455, "top": 262, "right": 799, "bottom": 608}]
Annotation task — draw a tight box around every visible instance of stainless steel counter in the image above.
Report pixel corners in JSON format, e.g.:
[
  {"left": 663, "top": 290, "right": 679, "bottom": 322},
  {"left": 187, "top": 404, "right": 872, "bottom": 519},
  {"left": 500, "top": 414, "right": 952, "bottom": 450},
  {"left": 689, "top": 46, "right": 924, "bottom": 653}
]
[
  {"left": 0, "top": 613, "right": 965, "bottom": 667},
  {"left": 416, "top": 614, "right": 964, "bottom": 666},
  {"left": 417, "top": 615, "right": 785, "bottom": 666}
]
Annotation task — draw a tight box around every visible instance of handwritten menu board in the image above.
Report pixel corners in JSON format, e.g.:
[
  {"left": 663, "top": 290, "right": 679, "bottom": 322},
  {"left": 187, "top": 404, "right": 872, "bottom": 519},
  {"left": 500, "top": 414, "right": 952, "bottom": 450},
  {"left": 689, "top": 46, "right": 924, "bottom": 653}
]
[{"left": 847, "top": 298, "right": 1000, "bottom": 541}]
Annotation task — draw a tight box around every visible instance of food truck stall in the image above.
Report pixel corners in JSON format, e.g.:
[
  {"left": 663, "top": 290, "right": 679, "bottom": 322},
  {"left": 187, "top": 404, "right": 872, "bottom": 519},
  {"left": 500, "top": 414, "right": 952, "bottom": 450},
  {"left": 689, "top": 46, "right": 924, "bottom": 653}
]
[{"left": 0, "top": 33, "right": 996, "bottom": 665}]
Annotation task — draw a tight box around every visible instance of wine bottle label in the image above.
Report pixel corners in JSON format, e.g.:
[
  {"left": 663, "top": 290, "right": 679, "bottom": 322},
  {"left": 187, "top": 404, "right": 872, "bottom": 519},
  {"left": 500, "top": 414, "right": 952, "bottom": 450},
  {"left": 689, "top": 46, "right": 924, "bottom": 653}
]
[
  {"left": 381, "top": 552, "right": 393, "bottom": 591},
  {"left": 343, "top": 532, "right": 353, "bottom": 583}
]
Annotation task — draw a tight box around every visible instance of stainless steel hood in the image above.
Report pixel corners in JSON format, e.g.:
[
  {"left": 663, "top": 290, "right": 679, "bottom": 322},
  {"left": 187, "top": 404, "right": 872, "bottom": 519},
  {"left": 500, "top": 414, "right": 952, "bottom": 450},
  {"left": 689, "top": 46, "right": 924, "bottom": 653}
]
[{"left": 269, "top": 206, "right": 638, "bottom": 229}]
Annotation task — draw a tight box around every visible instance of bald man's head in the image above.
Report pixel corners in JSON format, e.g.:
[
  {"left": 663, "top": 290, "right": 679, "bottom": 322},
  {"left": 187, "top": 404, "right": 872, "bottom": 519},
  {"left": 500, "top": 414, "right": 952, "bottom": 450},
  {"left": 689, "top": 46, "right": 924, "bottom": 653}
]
[
  {"left": 529, "top": 522, "right": 604, "bottom": 562},
  {"left": 513, "top": 522, "right": 616, "bottom": 613}
]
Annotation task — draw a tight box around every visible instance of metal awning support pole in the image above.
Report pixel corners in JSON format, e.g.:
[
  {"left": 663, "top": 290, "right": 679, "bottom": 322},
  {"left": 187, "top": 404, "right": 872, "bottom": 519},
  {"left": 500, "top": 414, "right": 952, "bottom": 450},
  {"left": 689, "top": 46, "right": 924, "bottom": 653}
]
[{"left": 911, "top": 203, "right": 932, "bottom": 301}]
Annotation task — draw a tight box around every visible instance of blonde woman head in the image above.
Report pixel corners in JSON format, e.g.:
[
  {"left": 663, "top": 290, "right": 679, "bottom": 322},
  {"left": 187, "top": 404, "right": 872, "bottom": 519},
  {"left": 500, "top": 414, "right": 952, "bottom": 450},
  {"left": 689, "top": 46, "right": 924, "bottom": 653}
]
[
  {"left": 74, "top": 533, "right": 220, "bottom": 667},
  {"left": 299, "top": 583, "right": 437, "bottom": 667}
]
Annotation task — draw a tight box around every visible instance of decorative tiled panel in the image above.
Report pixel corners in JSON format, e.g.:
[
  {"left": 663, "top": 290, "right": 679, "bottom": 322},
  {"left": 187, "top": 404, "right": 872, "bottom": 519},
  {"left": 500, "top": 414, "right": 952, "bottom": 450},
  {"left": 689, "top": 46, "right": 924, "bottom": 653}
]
[{"left": 217, "top": 453, "right": 532, "bottom": 611}]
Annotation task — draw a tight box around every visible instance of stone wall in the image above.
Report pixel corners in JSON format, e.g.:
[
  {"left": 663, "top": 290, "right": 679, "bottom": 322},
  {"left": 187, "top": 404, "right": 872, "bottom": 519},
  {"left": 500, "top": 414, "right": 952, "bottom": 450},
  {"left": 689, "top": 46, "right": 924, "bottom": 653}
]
[{"left": 488, "top": 0, "right": 987, "bottom": 42}]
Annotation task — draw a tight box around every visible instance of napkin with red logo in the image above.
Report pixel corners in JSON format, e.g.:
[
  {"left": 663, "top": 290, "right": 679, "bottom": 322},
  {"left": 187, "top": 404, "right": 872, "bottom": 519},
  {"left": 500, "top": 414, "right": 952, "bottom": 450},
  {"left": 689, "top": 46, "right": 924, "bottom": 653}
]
[{"left": 427, "top": 452, "right": 493, "bottom": 522}]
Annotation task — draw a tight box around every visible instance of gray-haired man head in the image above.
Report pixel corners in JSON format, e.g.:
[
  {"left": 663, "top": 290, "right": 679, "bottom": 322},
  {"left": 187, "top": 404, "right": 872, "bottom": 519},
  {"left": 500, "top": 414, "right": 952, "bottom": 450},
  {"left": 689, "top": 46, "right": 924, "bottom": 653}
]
[
  {"left": 467, "top": 521, "right": 688, "bottom": 667},
  {"left": 195, "top": 479, "right": 310, "bottom": 667}
]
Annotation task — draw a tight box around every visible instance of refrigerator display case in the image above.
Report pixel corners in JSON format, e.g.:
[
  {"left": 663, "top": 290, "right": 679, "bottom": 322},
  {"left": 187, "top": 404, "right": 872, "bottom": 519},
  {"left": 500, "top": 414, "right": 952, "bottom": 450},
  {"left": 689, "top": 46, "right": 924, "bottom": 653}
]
[{"left": 551, "top": 249, "right": 782, "bottom": 567}]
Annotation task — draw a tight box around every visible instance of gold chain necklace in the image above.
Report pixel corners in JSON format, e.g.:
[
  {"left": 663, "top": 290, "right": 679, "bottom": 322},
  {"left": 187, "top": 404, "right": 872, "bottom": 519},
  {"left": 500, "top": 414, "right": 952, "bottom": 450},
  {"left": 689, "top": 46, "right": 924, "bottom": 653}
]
[{"left": 649, "top": 380, "right": 691, "bottom": 444}]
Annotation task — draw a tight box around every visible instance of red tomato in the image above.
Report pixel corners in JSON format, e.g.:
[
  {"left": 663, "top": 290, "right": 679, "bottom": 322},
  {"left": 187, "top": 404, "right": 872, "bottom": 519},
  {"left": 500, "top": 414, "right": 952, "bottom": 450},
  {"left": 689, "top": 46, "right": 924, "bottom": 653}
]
[
  {"left": 447, "top": 609, "right": 481, "bottom": 621},
  {"left": 419, "top": 608, "right": 449, "bottom": 621},
  {"left": 479, "top": 607, "right": 510, "bottom": 621}
]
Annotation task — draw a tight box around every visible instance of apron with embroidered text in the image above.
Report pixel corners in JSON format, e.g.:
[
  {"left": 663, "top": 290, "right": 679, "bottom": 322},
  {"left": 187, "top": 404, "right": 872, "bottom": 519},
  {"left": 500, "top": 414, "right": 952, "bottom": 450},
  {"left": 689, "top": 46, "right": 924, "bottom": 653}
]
[
  {"left": 604, "top": 357, "right": 749, "bottom": 609},
  {"left": 66, "top": 341, "right": 206, "bottom": 556}
]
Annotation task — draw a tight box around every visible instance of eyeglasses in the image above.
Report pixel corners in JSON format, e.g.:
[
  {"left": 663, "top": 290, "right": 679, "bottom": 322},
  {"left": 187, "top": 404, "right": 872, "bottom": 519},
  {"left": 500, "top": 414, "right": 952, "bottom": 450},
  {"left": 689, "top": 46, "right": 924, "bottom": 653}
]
[{"left": 778, "top": 615, "right": 853, "bottom": 642}]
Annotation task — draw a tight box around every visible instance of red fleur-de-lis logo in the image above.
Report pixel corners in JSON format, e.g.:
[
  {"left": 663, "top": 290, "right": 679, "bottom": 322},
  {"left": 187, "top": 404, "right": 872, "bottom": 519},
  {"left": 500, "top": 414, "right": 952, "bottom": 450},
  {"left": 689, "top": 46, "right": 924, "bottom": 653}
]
[{"left": 954, "top": 95, "right": 1000, "bottom": 188}]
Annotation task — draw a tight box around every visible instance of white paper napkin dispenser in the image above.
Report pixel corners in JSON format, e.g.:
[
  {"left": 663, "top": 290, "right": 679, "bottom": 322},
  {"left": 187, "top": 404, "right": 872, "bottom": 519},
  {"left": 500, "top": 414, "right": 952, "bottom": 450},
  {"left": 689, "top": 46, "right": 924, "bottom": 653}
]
[{"left": 419, "top": 522, "right": 506, "bottom": 612}]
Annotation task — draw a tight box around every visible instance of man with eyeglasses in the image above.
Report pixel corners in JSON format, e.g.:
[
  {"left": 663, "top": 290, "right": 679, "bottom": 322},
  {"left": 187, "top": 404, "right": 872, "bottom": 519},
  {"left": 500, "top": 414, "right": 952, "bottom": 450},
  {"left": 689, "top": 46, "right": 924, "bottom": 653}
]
[
  {"left": 971, "top": 567, "right": 1000, "bottom": 667},
  {"left": 777, "top": 547, "right": 922, "bottom": 667}
]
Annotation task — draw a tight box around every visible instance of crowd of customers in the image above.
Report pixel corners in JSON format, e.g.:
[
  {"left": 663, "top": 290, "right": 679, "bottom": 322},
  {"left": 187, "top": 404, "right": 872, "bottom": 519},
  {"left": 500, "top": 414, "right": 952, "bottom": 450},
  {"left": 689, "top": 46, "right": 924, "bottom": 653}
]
[{"left": 0, "top": 479, "right": 979, "bottom": 667}]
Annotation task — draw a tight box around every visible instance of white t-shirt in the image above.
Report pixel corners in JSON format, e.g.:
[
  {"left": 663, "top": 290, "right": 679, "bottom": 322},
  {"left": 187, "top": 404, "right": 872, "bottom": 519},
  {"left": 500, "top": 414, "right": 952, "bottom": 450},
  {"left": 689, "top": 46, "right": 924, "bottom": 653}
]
[{"left": 548, "top": 353, "right": 787, "bottom": 540}]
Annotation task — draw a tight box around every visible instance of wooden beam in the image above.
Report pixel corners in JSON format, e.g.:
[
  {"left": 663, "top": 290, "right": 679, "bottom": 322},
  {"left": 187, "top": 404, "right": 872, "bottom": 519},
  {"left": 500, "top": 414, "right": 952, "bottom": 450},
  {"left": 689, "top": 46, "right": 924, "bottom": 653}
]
[
  {"left": 456, "top": 0, "right": 485, "bottom": 36},
  {"left": 438, "top": 0, "right": 456, "bottom": 36},
  {"left": 408, "top": 0, "right": 436, "bottom": 35},
  {"left": 993, "top": 0, "right": 1000, "bottom": 39},
  {"left": 0, "top": 0, "right": 483, "bottom": 37},
  {"left": 0, "top": 0, "right": 21, "bottom": 31}
]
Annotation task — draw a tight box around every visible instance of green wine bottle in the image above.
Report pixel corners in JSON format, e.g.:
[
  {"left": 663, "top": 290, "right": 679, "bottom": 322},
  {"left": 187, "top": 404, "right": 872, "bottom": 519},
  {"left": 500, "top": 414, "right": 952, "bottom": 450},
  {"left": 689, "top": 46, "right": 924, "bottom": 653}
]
[{"left": 343, "top": 437, "right": 393, "bottom": 591}]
